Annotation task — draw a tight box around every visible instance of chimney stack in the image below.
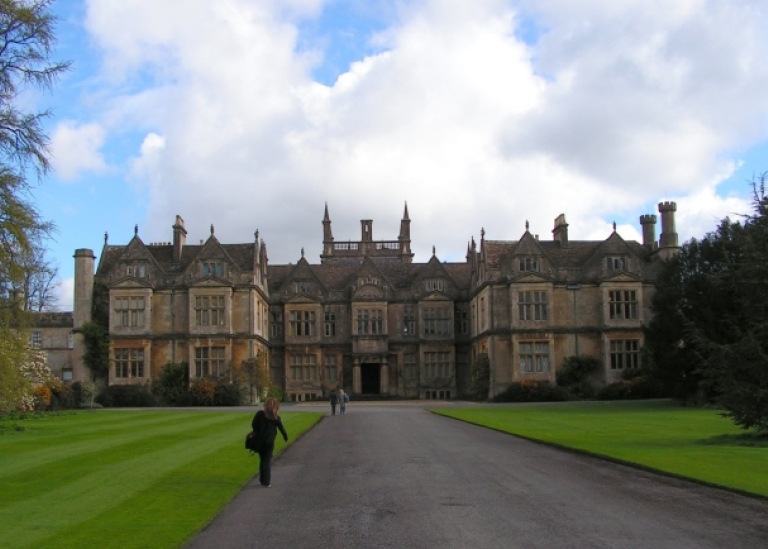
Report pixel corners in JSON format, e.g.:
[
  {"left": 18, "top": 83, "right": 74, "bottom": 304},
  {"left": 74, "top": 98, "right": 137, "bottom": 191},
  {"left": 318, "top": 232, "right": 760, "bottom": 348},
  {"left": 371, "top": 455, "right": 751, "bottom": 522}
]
[
  {"left": 552, "top": 214, "right": 569, "bottom": 248},
  {"left": 173, "top": 215, "right": 187, "bottom": 262}
]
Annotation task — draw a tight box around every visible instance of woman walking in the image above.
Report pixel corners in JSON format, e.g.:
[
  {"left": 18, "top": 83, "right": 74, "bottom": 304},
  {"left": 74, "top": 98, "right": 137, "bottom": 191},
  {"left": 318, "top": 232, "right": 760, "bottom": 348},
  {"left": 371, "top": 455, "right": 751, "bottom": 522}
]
[{"left": 251, "top": 397, "right": 289, "bottom": 487}]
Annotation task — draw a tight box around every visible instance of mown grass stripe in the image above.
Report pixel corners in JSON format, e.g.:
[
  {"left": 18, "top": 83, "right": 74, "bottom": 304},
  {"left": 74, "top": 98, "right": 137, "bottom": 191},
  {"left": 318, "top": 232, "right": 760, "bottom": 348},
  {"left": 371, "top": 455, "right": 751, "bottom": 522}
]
[
  {"left": 2, "top": 415, "right": 249, "bottom": 545},
  {"left": 0, "top": 412, "right": 225, "bottom": 479},
  {"left": 0, "top": 411, "right": 322, "bottom": 549}
]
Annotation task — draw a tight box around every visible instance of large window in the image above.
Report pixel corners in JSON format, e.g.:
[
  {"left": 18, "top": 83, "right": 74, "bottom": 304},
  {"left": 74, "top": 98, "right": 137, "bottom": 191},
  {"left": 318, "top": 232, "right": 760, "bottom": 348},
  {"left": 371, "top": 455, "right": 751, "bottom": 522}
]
[
  {"left": 126, "top": 263, "right": 147, "bottom": 278},
  {"left": 424, "top": 352, "right": 451, "bottom": 378},
  {"left": 519, "top": 256, "right": 540, "bottom": 272},
  {"left": 289, "top": 311, "right": 315, "bottom": 336},
  {"left": 324, "top": 355, "right": 337, "bottom": 381},
  {"left": 271, "top": 312, "right": 283, "bottom": 337},
  {"left": 115, "top": 348, "right": 144, "bottom": 378},
  {"left": 30, "top": 331, "right": 42, "bottom": 347},
  {"left": 610, "top": 340, "right": 640, "bottom": 370},
  {"left": 324, "top": 311, "right": 337, "bottom": 337},
  {"left": 356, "top": 309, "right": 383, "bottom": 335},
  {"left": 606, "top": 256, "right": 627, "bottom": 271},
  {"left": 404, "top": 308, "right": 416, "bottom": 336},
  {"left": 403, "top": 353, "right": 417, "bottom": 379},
  {"left": 290, "top": 355, "right": 317, "bottom": 381},
  {"left": 519, "top": 291, "right": 548, "bottom": 321},
  {"left": 115, "top": 297, "right": 145, "bottom": 328},
  {"left": 519, "top": 342, "right": 550, "bottom": 373},
  {"left": 456, "top": 309, "right": 468, "bottom": 335},
  {"left": 195, "top": 296, "right": 225, "bottom": 326},
  {"left": 609, "top": 290, "right": 638, "bottom": 320},
  {"left": 425, "top": 279, "right": 444, "bottom": 292},
  {"left": 195, "top": 346, "right": 225, "bottom": 378},
  {"left": 202, "top": 262, "right": 223, "bottom": 278},
  {"left": 423, "top": 308, "right": 451, "bottom": 336}
]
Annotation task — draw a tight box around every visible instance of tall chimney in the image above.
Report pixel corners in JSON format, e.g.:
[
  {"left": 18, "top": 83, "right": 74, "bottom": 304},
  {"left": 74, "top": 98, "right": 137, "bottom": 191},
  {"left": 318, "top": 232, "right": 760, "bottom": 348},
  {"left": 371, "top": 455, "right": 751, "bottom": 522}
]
[
  {"left": 552, "top": 214, "right": 569, "bottom": 248},
  {"left": 173, "top": 215, "right": 187, "bottom": 262}
]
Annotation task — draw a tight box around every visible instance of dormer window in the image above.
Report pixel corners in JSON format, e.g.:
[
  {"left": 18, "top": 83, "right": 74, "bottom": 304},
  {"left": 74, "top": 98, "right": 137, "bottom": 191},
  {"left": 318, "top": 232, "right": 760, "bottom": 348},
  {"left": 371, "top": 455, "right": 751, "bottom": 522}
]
[
  {"left": 295, "top": 282, "right": 308, "bottom": 293},
  {"left": 126, "top": 263, "right": 147, "bottom": 278},
  {"left": 425, "top": 279, "right": 444, "bottom": 292},
  {"left": 519, "top": 256, "right": 539, "bottom": 272},
  {"left": 358, "top": 276, "right": 378, "bottom": 286},
  {"left": 606, "top": 256, "right": 627, "bottom": 271},
  {"left": 202, "top": 261, "right": 223, "bottom": 278}
]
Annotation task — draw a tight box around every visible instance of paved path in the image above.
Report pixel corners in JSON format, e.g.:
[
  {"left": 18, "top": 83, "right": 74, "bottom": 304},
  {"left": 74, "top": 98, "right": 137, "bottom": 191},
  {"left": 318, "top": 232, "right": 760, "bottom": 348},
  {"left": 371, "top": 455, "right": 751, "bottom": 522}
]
[{"left": 186, "top": 404, "right": 768, "bottom": 548}]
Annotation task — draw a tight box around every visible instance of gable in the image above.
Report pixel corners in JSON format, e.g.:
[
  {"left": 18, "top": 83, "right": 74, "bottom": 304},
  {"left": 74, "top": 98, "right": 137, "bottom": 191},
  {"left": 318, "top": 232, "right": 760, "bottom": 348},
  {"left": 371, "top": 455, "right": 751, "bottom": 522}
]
[{"left": 110, "top": 278, "right": 154, "bottom": 290}]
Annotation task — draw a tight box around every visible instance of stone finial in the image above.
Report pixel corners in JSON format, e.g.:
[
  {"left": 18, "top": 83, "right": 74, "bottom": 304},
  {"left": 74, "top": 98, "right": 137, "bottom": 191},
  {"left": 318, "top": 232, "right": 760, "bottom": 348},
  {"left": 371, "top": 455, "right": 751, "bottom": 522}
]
[
  {"left": 613, "top": 221, "right": 617, "bottom": 232},
  {"left": 301, "top": 247, "right": 305, "bottom": 258},
  {"left": 104, "top": 232, "right": 108, "bottom": 244},
  {"left": 134, "top": 224, "right": 138, "bottom": 236},
  {"left": 432, "top": 245, "right": 436, "bottom": 256},
  {"left": 210, "top": 224, "right": 214, "bottom": 235},
  {"left": 255, "top": 229, "right": 259, "bottom": 242}
]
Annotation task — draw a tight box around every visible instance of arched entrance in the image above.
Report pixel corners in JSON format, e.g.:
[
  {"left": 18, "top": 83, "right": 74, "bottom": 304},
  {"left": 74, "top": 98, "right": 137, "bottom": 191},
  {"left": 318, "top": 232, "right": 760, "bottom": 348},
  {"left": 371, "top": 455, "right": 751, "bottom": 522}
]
[{"left": 361, "top": 363, "right": 381, "bottom": 394}]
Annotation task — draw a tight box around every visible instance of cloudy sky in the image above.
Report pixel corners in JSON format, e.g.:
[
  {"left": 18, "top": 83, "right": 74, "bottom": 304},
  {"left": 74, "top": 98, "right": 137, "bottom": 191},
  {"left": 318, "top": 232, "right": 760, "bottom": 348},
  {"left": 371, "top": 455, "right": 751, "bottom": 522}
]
[{"left": 36, "top": 0, "right": 768, "bottom": 310}]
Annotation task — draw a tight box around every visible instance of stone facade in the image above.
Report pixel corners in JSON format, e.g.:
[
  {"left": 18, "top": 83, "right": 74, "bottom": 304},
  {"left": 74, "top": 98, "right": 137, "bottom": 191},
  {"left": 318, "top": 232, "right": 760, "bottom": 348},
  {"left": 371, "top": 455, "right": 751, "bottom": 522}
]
[{"left": 70, "top": 202, "right": 678, "bottom": 400}]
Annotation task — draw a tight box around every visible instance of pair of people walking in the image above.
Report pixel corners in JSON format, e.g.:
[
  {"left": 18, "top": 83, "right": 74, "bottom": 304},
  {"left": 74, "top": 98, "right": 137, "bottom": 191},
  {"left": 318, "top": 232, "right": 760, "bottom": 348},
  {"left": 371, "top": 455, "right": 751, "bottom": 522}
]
[{"left": 330, "top": 389, "right": 349, "bottom": 415}]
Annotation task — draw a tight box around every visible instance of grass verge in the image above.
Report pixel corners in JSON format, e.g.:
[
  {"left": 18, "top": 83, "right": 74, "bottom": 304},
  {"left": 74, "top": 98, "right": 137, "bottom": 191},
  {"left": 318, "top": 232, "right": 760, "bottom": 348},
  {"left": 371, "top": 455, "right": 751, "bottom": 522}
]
[
  {"left": 0, "top": 409, "right": 323, "bottom": 549},
  {"left": 432, "top": 400, "right": 768, "bottom": 498}
]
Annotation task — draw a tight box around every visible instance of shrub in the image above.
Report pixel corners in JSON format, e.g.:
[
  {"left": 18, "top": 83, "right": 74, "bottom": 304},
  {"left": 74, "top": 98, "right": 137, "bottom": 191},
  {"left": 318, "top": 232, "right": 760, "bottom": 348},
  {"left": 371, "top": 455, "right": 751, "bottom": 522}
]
[
  {"left": 33, "top": 386, "right": 51, "bottom": 410},
  {"left": 189, "top": 380, "right": 216, "bottom": 406},
  {"left": 152, "top": 362, "right": 189, "bottom": 406},
  {"left": 50, "top": 384, "right": 76, "bottom": 410},
  {"left": 96, "top": 384, "right": 157, "bottom": 407},
  {"left": 556, "top": 356, "right": 600, "bottom": 399},
  {"left": 596, "top": 376, "right": 660, "bottom": 400},
  {"left": 493, "top": 379, "right": 571, "bottom": 403},
  {"left": 213, "top": 383, "right": 243, "bottom": 406}
]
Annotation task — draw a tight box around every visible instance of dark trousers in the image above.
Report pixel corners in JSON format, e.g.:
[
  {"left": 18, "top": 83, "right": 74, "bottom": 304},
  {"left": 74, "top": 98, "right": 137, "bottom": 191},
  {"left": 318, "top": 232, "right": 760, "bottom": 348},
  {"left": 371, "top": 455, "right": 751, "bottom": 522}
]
[
  {"left": 258, "top": 445, "right": 274, "bottom": 486},
  {"left": 331, "top": 403, "right": 337, "bottom": 415}
]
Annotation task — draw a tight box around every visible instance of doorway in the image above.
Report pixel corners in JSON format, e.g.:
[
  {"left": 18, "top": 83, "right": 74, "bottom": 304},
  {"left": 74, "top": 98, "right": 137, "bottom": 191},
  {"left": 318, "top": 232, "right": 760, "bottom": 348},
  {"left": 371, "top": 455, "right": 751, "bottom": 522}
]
[{"left": 361, "top": 363, "right": 381, "bottom": 394}]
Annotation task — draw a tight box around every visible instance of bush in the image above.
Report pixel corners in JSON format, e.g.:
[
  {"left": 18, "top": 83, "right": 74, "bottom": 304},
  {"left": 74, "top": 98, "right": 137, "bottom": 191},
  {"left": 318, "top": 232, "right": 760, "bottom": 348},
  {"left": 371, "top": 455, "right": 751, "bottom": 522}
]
[
  {"left": 213, "top": 383, "right": 243, "bottom": 406},
  {"left": 50, "top": 384, "right": 76, "bottom": 410},
  {"left": 493, "top": 379, "right": 571, "bottom": 403},
  {"left": 152, "top": 362, "right": 189, "bottom": 406},
  {"left": 96, "top": 384, "right": 157, "bottom": 407},
  {"left": 189, "top": 380, "right": 216, "bottom": 406},
  {"left": 556, "top": 356, "right": 600, "bottom": 399},
  {"left": 596, "top": 376, "right": 660, "bottom": 400}
]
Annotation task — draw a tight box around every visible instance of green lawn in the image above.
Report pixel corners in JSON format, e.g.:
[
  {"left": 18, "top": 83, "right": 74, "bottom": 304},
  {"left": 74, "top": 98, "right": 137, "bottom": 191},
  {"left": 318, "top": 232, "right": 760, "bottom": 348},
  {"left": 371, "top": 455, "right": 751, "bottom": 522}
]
[
  {"left": 432, "top": 400, "right": 768, "bottom": 498},
  {"left": 0, "top": 409, "right": 323, "bottom": 549}
]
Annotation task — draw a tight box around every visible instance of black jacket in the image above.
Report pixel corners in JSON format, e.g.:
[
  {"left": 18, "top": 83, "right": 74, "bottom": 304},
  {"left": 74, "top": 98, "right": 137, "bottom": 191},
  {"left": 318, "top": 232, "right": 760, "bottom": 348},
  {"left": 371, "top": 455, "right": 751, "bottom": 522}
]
[{"left": 251, "top": 410, "right": 288, "bottom": 448}]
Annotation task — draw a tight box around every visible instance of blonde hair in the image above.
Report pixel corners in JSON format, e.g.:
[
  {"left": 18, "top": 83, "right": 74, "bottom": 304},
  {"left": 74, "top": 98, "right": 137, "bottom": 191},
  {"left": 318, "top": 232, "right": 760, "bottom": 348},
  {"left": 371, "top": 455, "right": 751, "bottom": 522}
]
[{"left": 264, "top": 397, "right": 280, "bottom": 419}]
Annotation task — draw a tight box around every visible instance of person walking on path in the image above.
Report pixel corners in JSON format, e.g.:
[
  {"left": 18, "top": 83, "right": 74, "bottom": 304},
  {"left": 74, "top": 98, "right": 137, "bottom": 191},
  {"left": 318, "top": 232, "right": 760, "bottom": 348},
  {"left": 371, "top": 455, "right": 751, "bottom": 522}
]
[
  {"left": 251, "top": 397, "right": 288, "bottom": 488},
  {"left": 339, "top": 389, "right": 348, "bottom": 415},
  {"left": 330, "top": 389, "right": 339, "bottom": 415}
]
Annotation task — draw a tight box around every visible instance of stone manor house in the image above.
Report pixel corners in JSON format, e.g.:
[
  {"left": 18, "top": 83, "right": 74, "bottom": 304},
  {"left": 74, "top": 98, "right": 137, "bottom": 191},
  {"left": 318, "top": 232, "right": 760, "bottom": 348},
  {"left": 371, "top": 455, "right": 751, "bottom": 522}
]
[{"left": 53, "top": 202, "right": 678, "bottom": 401}]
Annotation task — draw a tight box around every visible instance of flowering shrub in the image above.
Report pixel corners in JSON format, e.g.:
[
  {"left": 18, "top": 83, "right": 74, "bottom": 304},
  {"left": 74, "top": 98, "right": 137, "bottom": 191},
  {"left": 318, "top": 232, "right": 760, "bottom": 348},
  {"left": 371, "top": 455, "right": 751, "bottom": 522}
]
[
  {"left": 190, "top": 380, "right": 216, "bottom": 406},
  {"left": 492, "top": 380, "right": 571, "bottom": 402},
  {"left": 33, "top": 386, "right": 51, "bottom": 410}
]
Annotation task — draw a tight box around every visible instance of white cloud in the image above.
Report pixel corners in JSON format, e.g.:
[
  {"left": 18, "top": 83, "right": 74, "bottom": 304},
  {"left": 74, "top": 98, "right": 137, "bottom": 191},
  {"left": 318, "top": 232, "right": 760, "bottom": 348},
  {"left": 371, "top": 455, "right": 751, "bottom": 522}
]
[
  {"left": 50, "top": 121, "right": 107, "bottom": 181},
  {"left": 73, "top": 0, "right": 768, "bottom": 264},
  {"left": 57, "top": 277, "right": 74, "bottom": 312}
]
